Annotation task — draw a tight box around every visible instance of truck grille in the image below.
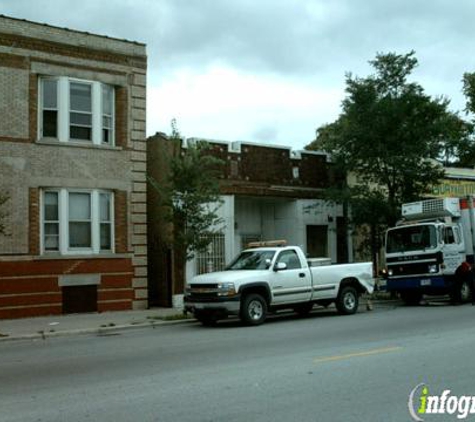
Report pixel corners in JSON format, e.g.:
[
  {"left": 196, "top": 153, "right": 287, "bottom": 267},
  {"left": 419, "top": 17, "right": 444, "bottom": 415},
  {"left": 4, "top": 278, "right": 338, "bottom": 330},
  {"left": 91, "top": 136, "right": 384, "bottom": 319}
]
[
  {"left": 187, "top": 284, "right": 220, "bottom": 301},
  {"left": 388, "top": 262, "right": 432, "bottom": 276}
]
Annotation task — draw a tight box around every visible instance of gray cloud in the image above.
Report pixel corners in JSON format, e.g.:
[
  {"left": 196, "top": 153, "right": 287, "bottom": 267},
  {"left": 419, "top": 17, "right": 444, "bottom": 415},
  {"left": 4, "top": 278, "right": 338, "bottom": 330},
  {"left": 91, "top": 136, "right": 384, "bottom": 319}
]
[
  {"left": 1, "top": 0, "right": 475, "bottom": 145},
  {"left": 3, "top": 0, "right": 474, "bottom": 80}
]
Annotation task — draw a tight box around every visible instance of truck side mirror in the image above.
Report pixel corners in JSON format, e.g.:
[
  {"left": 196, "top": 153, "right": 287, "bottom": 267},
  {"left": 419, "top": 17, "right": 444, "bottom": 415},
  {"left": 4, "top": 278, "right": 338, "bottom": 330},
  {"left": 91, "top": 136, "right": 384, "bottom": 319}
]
[{"left": 274, "top": 262, "right": 287, "bottom": 271}]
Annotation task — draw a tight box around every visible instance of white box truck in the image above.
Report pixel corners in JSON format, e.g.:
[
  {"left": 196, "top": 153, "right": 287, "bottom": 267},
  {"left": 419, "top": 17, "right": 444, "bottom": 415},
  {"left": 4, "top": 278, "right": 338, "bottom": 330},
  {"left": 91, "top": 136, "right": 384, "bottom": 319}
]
[{"left": 384, "top": 197, "right": 475, "bottom": 305}]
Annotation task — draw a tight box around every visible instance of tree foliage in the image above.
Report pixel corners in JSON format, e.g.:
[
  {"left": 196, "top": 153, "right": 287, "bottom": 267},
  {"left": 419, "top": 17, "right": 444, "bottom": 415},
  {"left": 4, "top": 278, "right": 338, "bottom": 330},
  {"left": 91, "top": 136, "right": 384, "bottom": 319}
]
[
  {"left": 457, "top": 72, "right": 475, "bottom": 166},
  {"left": 149, "top": 120, "right": 224, "bottom": 260},
  {"left": 307, "top": 51, "right": 468, "bottom": 259}
]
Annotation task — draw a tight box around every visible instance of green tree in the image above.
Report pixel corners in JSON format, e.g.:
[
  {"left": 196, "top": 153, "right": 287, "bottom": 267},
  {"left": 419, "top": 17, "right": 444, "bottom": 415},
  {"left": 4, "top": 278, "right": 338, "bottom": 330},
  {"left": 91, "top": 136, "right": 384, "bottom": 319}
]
[
  {"left": 307, "top": 51, "right": 466, "bottom": 262},
  {"left": 149, "top": 119, "right": 225, "bottom": 261},
  {"left": 456, "top": 72, "right": 475, "bottom": 166}
]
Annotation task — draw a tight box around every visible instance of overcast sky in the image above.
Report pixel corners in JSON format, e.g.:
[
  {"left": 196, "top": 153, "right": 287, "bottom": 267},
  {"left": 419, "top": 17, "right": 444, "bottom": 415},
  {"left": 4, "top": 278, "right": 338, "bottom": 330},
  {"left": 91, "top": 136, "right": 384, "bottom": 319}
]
[{"left": 1, "top": 0, "right": 474, "bottom": 149}]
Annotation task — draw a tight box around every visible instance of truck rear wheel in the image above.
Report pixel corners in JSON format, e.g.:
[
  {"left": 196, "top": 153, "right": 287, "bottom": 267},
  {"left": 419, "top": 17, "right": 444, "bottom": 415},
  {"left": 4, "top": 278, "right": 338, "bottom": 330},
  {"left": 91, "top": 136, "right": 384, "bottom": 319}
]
[
  {"left": 240, "top": 293, "right": 267, "bottom": 326},
  {"left": 336, "top": 286, "right": 359, "bottom": 315}
]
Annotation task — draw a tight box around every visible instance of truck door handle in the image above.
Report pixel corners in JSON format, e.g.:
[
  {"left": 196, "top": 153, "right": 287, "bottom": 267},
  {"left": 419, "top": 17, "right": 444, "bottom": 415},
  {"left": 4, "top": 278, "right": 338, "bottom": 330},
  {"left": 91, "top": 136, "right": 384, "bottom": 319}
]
[{"left": 299, "top": 273, "right": 306, "bottom": 278}]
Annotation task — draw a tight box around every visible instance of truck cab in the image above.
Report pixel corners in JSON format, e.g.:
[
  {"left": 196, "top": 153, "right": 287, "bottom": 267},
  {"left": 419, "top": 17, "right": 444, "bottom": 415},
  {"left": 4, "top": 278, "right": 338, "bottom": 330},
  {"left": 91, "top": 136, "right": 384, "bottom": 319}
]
[{"left": 385, "top": 198, "right": 472, "bottom": 304}]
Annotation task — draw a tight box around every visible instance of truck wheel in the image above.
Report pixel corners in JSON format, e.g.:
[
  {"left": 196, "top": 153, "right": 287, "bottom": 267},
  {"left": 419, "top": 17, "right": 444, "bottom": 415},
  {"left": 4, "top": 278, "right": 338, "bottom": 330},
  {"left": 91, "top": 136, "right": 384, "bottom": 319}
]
[
  {"left": 294, "top": 303, "right": 313, "bottom": 317},
  {"left": 460, "top": 280, "right": 472, "bottom": 303},
  {"left": 336, "top": 286, "right": 359, "bottom": 315},
  {"left": 451, "top": 279, "right": 472, "bottom": 304},
  {"left": 400, "top": 291, "right": 422, "bottom": 306},
  {"left": 240, "top": 294, "right": 267, "bottom": 326}
]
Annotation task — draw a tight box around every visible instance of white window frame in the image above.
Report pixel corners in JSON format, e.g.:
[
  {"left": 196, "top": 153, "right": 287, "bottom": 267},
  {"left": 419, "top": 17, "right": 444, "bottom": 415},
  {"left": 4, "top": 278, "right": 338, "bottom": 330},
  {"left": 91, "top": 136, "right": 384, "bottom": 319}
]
[
  {"left": 69, "top": 80, "right": 94, "bottom": 142},
  {"left": 38, "top": 77, "right": 59, "bottom": 139},
  {"left": 40, "top": 188, "right": 115, "bottom": 255},
  {"left": 101, "top": 84, "right": 115, "bottom": 145},
  {"left": 38, "top": 77, "right": 115, "bottom": 146}
]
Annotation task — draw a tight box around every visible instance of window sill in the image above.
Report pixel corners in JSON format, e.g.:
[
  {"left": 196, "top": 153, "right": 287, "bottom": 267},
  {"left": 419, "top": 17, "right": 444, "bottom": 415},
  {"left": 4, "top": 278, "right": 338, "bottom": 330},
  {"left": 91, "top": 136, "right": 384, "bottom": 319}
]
[{"left": 37, "top": 138, "right": 122, "bottom": 151}]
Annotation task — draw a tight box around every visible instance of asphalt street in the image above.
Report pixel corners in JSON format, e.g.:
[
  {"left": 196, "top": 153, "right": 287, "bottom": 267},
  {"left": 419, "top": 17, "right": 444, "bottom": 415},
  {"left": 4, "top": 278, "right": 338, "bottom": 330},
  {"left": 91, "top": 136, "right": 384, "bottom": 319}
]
[{"left": 2, "top": 301, "right": 475, "bottom": 422}]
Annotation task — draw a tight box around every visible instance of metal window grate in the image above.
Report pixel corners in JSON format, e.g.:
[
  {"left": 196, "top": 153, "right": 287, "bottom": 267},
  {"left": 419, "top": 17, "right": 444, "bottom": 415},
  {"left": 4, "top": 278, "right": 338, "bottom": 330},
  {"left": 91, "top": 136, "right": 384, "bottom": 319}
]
[{"left": 196, "top": 233, "right": 226, "bottom": 275}]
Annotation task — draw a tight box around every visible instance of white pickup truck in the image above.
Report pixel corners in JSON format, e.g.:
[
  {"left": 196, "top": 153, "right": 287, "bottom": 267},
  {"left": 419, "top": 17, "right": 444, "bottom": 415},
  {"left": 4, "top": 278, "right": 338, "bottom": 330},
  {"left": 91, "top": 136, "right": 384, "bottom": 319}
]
[{"left": 184, "top": 242, "right": 374, "bottom": 326}]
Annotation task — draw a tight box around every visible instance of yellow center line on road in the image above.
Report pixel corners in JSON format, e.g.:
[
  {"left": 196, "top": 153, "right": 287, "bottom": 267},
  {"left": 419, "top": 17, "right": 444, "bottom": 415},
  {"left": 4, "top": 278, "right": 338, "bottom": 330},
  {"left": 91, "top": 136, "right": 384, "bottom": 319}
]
[{"left": 313, "top": 346, "right": 403, "bottom": 364}]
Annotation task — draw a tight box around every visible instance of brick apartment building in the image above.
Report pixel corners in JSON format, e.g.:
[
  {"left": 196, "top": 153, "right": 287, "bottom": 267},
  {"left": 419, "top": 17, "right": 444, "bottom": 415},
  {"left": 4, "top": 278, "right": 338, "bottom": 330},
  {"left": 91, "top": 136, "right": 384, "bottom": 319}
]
[
  {"left": 0, "top": 15, "right": 148, "bottom": 318},
  {"left": 147, "top": 134, "right": 349, "bottom": 307}
]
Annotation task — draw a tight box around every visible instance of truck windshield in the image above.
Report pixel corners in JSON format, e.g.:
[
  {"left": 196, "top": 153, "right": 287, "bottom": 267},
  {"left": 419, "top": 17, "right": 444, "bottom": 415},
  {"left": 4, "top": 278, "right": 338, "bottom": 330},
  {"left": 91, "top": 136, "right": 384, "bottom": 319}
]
[
  {"left": 386, "top": 225, "right": 438, "bottom": 253},
  {"left": 226, "top": 250, "right": 276, "bottom": 270}
]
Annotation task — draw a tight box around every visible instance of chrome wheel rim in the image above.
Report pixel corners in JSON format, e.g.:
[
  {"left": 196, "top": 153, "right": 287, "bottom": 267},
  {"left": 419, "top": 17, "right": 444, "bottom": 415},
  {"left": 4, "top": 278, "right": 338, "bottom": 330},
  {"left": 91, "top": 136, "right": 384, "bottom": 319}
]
[
  {"left": 248, "top": 300, "right": 263, "bottom": 320},
  {"left": 344, "top": 292, "right": 356, "bottom": 310},
  {"left": 461, "top": 282, "right": 471, "bottom": 302}
]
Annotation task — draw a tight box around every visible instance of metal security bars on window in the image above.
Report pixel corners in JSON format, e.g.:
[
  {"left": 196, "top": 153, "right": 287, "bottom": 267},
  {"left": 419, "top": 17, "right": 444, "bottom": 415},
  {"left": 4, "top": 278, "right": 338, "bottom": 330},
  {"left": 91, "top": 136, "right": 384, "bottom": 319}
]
[{"left": 196, "top": 233, "right": 226, "bottom": 275}]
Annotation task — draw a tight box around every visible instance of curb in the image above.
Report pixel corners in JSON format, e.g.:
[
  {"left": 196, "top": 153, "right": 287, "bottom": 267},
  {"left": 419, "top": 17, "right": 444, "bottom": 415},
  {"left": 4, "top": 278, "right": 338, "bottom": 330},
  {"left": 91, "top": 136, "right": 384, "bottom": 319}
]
[
  {"left": 0, "top": 316, "right": 196, "bottom": 343},
  {"left": 1, "top": 298, "right": 452, "bottom": 343}
]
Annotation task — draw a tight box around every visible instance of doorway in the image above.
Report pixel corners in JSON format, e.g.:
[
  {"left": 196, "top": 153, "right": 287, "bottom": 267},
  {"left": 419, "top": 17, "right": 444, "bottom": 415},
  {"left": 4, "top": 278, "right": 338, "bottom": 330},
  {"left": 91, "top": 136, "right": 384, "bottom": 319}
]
[{"left": 306, "top": 225, "right": 328, "bottom": 258}]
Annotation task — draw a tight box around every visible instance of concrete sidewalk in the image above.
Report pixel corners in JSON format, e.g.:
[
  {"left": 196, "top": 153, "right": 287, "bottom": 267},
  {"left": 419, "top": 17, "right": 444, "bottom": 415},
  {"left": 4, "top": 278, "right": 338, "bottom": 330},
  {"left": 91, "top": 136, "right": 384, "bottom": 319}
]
[{"left": 0, "top": 307, "right": 192, "bottom": 342}]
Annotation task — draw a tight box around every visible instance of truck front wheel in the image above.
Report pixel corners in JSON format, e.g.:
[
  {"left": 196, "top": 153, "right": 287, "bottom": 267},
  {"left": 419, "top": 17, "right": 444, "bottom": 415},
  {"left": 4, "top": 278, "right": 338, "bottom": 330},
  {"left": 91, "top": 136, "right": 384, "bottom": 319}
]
[
  {"left": 336, "top": 286, "right": 359, "bottom": 315},
  {"left": 240, "top": 293, "right": 267, "bottom": 326}
]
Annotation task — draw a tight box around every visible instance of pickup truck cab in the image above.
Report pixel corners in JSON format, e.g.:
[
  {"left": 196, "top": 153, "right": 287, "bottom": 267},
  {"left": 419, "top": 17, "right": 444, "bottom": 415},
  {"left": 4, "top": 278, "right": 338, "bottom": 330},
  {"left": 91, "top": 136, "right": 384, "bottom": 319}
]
[{"left": 184, "top": 242, "right": 374, "bottom": 326}]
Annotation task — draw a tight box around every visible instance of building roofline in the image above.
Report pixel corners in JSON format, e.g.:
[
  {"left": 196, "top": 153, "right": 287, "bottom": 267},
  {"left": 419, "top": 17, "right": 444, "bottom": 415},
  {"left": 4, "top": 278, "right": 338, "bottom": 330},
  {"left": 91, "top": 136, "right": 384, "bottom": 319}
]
[
  {"left": 185, "top": 136, "right": 328, "bottom": 159},
  {"left": 0, "top": 14, "right": 145, "bottom": 46}
]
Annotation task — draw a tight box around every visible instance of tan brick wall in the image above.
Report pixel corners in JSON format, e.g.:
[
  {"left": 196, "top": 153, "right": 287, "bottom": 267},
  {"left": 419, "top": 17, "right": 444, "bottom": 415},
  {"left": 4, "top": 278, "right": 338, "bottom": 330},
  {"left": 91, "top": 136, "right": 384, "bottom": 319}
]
[
  {"left": 0, "top": 142, "right": 132, "bottom": 254},
  {"left": 29, "top": 74, "right": 38, "bottom": 143},
  {"left": 28, "top": 188, "right": 39, "bottom": 255},
  {"left": 0, "top": 15, "right": 148, "bottom": 317},
  {"left": 115, "top": 86, "right": 129, "bottom": 149},
  {"left": 115, "top": 190, "right": 128, "bottom": 254},
  {"left": 0, "top": 25, "right": 146, "bottom": 68},
  {"left": 0, "top": 66, "right": 29, "bottom": 140}
]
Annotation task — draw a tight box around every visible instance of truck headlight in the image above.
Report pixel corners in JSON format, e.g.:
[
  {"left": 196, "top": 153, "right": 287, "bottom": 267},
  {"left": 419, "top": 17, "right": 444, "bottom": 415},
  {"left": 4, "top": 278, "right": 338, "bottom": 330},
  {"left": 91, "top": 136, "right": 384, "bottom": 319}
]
[
  {"left": 388, "top": 268, "right": 393, "bottom": 277},
  {"left": 428, "top": 264, "right": 438, "bottom": 274},
  {"left": 217, "top": 282, "right": 237, "bottom": 297}
]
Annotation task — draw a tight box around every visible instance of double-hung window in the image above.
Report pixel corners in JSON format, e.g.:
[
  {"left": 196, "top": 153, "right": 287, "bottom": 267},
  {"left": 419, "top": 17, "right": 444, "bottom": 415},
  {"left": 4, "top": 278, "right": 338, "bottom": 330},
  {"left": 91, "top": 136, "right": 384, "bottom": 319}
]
[
  {"left": 41, "top": 79, "right": 58, "bottom": 138},
  {"left": 70, "top": 82, "right": 93, "bottom": 141},
  {"left": 102, "top": 84, "right": 114, "bottom": 145},
  {"left": 39, "top": 77, "right": 115, "bottom": 145},
  {"left": 41, "top": 189, "right": 114, "bottom": 255}
]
